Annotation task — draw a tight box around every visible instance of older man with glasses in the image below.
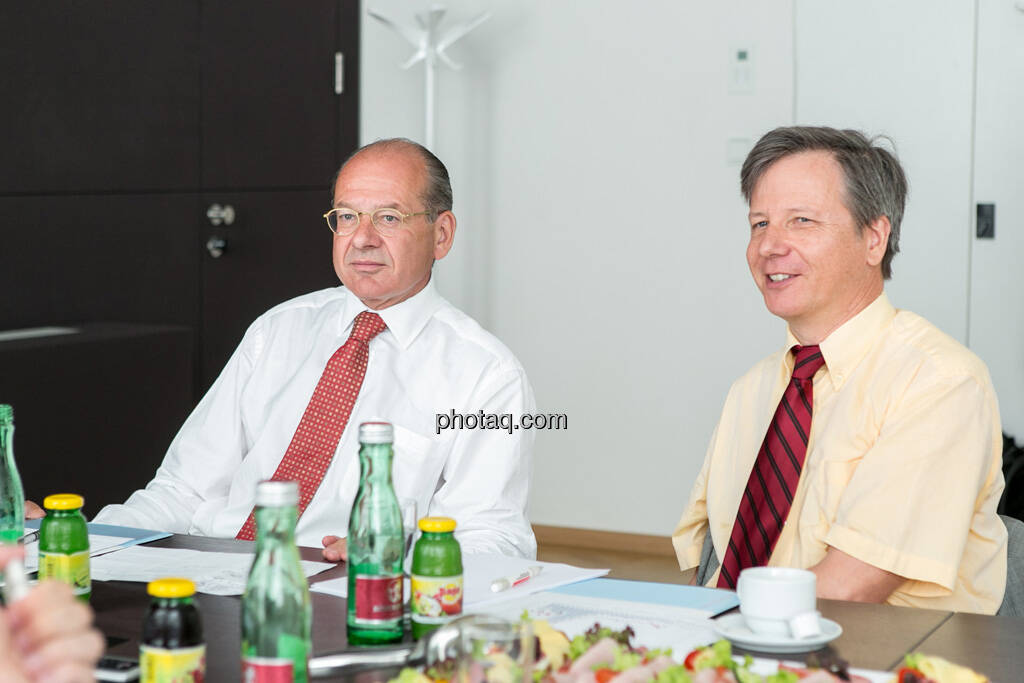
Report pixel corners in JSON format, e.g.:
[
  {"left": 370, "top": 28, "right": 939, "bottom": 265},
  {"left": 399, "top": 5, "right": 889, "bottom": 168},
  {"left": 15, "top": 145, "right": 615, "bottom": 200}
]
[{"left": 84, "top": 138, "right": 537, "bottom": 560}]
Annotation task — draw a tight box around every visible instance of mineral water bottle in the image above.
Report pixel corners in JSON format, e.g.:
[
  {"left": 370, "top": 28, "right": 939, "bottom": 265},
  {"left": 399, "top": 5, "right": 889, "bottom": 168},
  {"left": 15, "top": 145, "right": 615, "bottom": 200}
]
[
  {"left": 241, "top": 480, "right": 312, "bottom": 682},
  {"left": 0, "top": 405, "right": 24, "bottom": 546},
  {"left": 346, "top": 421, "right": 404, "bottom": 644}
]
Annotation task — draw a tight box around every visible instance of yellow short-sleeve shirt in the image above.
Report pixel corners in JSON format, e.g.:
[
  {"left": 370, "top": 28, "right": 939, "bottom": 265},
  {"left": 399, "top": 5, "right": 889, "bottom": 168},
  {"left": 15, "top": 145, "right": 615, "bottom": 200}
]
[{"left": 673, "top": 293, "right": 1007, "bottom": 613}]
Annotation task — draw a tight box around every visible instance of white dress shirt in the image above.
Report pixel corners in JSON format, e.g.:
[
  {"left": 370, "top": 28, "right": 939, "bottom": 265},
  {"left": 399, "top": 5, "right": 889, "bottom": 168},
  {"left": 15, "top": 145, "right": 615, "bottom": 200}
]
[{"left": 94, "top": 279, "right": 537, "bottom": 557}]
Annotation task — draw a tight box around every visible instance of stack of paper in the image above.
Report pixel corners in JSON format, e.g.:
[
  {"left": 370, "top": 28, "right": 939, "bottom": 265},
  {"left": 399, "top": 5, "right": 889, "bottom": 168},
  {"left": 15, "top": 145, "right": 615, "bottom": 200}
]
[{"left": 90, "top": 545, "right": 334, "bottom": 596}]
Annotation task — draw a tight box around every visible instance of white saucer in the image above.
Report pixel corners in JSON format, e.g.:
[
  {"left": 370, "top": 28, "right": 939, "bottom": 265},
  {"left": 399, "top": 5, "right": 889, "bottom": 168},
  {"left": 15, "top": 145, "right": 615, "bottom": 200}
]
[{"left": 714, "top": 613, "right": 842, "bottom": 654}]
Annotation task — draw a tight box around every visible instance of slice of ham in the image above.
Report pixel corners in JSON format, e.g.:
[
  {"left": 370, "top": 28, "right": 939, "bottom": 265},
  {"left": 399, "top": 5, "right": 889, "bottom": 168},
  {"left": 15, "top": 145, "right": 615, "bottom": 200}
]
[
  {"left": 693, "top": 668, "right": 738, "bottom": 683},
  {"left": 606, "top": 655, "right": 675, "bottom": 683},
  {"left": 568, "top": 638, "right": 620, "bottom": 676}
]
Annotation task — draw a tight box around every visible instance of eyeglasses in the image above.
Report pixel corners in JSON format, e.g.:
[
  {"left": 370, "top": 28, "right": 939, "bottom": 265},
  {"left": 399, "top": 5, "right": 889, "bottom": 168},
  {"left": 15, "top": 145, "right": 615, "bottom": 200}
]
[{"left": 323, "top": 207, "right": 432, "bottom": 237}]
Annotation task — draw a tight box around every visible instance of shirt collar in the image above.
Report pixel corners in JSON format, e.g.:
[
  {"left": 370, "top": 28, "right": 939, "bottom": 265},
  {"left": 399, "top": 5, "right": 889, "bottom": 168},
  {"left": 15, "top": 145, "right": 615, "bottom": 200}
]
[
  {"left": 784, "top": 292, "right": 896, "bottom": 391},
  {"left": 339, "top": 278, "right": 443, "bottom": 350}
]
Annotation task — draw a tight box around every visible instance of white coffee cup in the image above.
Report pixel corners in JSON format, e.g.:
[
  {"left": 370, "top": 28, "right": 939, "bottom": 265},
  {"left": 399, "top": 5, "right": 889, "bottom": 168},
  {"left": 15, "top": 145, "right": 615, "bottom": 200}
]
[{"left": 736, "top": 567, "right": 821, "bottom": 639}]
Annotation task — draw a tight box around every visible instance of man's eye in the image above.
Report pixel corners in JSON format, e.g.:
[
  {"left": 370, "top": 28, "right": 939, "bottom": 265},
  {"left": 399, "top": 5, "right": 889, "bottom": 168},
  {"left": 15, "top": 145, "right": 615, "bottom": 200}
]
[
  {"left": 378, "top": 213, "right": 401, "bottom": 224},
  {"left": 795, "top": 216, "right": 811, "bottom": 223},
  {"left": 337, "top": 211, "right": 358, "bottom": 222},
  {"left": 752, "top": 220, "right": 768, "bottom": 229}
]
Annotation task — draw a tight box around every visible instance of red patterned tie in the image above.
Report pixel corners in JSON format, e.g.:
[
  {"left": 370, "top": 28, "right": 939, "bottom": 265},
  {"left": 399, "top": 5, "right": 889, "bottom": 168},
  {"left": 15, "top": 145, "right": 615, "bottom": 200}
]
[
  {"left": 236, "top": 311, "right": 387, "bottom": 540},
  {"left": 717, "top": 345, "right": 825, "bottom": 588}
]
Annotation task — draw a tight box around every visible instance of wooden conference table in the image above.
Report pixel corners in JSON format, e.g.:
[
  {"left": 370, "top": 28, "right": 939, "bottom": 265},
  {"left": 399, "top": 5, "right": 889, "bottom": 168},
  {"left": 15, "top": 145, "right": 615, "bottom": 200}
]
[{"left": 92, "top": 535, "right": 1020, "bottom": 681}]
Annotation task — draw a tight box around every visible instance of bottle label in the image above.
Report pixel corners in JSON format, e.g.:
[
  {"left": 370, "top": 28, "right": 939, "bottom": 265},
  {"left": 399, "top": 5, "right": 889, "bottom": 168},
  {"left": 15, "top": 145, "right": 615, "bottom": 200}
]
[
  {"left": 139, "top": 644, "right": 205, "bottom": 683},
  {"left": 38, "top": 550, "right": 90, "bottom": 596},
  {"left": 353, "top": 573, "right": 403, "bottom": 622},
  {"left": 241, "top": 656, "right": 293, "bottom": 683},
  {"left": 411, "top": 573, "right": 463, "bottom": 624}
]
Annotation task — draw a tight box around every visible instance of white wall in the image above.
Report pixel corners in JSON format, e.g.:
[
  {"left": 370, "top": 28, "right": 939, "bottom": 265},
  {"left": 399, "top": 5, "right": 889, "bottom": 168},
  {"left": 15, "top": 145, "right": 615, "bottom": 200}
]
[
  {"left": 970, "top": 0, "right": 1024, "bottom": 438},
  {"left": 794, "top": 0, "right": 977, "bottom": 343},
  {"left": 362, "top": 0, "right": 793, "bottom": 535},
  {"left": 362, "top": 0, "right": 1024, "bottom": 535}
]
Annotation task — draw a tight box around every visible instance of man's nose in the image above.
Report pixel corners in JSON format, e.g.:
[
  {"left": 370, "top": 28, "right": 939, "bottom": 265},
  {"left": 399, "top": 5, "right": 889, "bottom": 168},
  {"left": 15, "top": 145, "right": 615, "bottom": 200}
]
[
  {"left": 757, "top": 222, "right": 789, "bottom": 257},
  {"left": 350, "top": 214, "right": 381, "bottom": 248}
]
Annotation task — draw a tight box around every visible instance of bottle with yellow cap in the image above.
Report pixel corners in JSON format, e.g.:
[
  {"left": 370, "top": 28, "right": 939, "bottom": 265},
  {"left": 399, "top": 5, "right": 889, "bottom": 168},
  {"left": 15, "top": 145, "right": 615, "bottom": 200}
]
[
  {"left": 140, "top": 577, "right": 205, "bottom": 683},
  {"left": 410, "top": 516, "right": 463, "bottom": 639},
  {"left": 38, "top": 493, "right": 90, "bottom": 601}
]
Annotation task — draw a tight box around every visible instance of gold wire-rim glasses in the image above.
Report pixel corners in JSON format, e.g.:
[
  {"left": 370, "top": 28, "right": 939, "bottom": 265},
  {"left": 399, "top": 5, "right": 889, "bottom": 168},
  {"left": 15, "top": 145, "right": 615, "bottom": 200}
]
[{"left": 323, "top": 207, "right": 432, "bottom": 236}]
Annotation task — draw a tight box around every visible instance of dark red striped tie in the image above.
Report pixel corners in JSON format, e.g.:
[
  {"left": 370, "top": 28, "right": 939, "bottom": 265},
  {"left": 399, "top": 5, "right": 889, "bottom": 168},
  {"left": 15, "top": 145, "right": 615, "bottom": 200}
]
[{"left": 717, "top": 345, "right": 825, "bottom": 589}]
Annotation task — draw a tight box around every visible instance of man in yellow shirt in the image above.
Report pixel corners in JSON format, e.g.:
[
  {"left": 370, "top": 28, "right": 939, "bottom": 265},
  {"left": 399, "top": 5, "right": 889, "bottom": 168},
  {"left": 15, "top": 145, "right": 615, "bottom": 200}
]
[{"left": 673, "top": 126, "right": 1007, "bottom": 613}]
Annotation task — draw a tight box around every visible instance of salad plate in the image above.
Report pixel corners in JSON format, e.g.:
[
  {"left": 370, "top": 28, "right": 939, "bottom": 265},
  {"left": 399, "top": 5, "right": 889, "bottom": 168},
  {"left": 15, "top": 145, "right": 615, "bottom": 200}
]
[{"left": 714, "top": 613, "right": 842, "bottom": 654}]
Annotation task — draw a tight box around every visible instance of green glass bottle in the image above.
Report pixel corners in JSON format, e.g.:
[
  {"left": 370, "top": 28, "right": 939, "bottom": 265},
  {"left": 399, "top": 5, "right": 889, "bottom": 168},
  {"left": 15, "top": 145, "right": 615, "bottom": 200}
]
[
  {"left": 410, "top": 516, "right": 463, "bottom": 640},
  {"left": 347, "top": 421, "right": 404, "bottom": 645},
  {"left": 0, "top": 405, "right": 25, "bottom": 546},
  {"left": 38, "top": 493, "right": 90, "bottom": 601},
  {"left": 241, "top": 480, "right": 312, "bottom": 682},
  {"left": 140, "top": 577, "right": 205, "bottom": 683}
]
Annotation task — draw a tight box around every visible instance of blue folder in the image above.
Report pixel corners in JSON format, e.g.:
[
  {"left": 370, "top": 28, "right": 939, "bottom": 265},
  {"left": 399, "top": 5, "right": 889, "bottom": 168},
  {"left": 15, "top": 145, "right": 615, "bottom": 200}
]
[{"left": 550, "top": 578, "right": 739, "bottom": 617}]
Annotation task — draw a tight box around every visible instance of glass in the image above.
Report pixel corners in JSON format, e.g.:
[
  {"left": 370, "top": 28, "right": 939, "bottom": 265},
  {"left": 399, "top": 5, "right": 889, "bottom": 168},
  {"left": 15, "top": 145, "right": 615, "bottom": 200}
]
[
  {"left": 323, "top": 207, "right": 431, "bottom": 237},
  {"left": 347, "top": 422, "right": 404, "bottom": 644},
  {"left": 455, "top": 616, "right": 534, "bottom": 683},
  {"left": 399, "top": 497, "right": 418, "bottom": 568},
  {"left": 0, "top": 405, "right": 25, "bottom": 546},
  {"left": 242, "top": 481, "right": 312, "bottom": 682}
]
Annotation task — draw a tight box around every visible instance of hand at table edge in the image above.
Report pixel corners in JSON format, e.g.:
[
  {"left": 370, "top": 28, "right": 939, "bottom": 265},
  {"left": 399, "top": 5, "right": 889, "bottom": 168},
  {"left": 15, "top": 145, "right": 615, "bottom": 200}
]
[
  {"left": 23, "top": 501, "right": 44, "bottom": 520},
  {"left": 322, "top": 535, "right": 348, "bottom": 563}
]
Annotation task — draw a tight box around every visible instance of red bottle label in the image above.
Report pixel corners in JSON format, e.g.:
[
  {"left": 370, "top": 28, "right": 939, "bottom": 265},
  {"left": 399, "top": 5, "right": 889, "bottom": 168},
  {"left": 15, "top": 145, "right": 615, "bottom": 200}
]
[
  {"left": 241, "top": 656, "right": 293, "bottom": 682},
  {"left": 353, "top": 574, "right": 403, "bottom": 622}
]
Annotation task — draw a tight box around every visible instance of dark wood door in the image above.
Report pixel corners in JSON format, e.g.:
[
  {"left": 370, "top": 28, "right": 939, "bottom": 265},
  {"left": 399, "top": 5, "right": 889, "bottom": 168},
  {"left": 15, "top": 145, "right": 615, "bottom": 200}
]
[
  {"left": 200, "top": 190, "right": 338, "bottom": 389},
  {"left": 0, "top": 2, "right": 200, "bottom": 194},
  {"left": 201, "top": 0, "right": 359, "bottom": 190}
]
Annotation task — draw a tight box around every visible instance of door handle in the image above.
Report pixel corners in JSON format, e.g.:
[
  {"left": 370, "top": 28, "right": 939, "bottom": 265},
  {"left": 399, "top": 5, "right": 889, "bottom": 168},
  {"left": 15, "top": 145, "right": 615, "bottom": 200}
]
[
  {"left": 206, "top": 204, "right": 235, "bottom": 226},
  {"left": 206, "top": 236, "right": 227, "bottom": 258}
]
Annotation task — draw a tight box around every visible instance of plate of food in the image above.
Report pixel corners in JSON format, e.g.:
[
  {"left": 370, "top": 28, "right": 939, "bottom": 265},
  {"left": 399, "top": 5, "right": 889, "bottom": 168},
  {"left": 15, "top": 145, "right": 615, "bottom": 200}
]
[{"left": 388, "top": 618, "right": 990, "bottom": 683}]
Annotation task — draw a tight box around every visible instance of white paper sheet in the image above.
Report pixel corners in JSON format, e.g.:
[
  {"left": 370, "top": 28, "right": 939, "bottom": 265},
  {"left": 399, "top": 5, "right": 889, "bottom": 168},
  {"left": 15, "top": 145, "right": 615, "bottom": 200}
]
[
  {"left": 308, "top": 552, "right": 609, "bottom": 603},
  {"left": 90, "top": 546, "right": 333, "bottom": 596},
  {"left": 24, "top": 534, "right": 134, "bottom": 572}
]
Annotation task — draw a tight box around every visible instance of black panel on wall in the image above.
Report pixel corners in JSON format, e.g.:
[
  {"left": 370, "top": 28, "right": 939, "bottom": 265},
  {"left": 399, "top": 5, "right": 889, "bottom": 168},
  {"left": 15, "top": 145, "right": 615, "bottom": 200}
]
[
  {"left": 0, "top": 2, "right": 201, "bottom": 194},
  {"left": 0, "top": 195, "right": 200, "bottom": 330},
  {"left": 2, "top": 325, "right": 194, "bottom": 517}
]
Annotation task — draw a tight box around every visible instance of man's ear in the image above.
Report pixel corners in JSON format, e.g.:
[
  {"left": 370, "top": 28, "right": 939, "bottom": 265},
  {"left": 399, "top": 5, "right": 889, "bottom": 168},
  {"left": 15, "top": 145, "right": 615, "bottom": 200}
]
[
  {"left": 432, "top": 211, "right": 456, "bottom": 260},
  {"left": 864, "top": 215, "right": 891, "bottom": 268}
]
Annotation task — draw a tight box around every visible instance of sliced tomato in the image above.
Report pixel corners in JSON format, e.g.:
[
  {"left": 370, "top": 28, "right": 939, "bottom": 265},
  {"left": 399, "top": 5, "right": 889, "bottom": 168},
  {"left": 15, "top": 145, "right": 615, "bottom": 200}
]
[
  {"left": 683, "top": 648, "right": 703, "bottom": 670},
  {"left": 594, "top": 668, "right": 617, "bottom": 683},
  {"left": 896, "top": 667, "right": 930, "bottom": 683}
]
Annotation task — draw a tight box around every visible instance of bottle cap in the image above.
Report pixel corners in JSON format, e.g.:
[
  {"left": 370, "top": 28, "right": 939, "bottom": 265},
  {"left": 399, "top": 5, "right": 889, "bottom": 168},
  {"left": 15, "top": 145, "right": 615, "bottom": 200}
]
[
  {"left": 43, "top": 493, "right": 84, "bottom": 510},
  {"left": 0, "top": 404, "right": 12, "bottom": 425},
  {"left": 255, "top": 480, "right": 299, "bottom": 507},
  {"left": 147, "top": 577, "right": 196, "bottom": 598},
  {"left": 359, "top": 421, "right": 393, "bottom": 444},
  {"left": 418, "top": 516, "right": 457, "bottom": 533}
]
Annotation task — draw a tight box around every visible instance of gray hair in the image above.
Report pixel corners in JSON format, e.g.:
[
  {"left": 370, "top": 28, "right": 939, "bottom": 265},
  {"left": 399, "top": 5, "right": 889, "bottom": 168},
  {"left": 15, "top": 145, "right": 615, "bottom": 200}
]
[
  {"left": 740, "top": 126, "right": 907, "bottom": 279},
  {"left": 333, "top": 138, "right": 453, "bottom": 221}
]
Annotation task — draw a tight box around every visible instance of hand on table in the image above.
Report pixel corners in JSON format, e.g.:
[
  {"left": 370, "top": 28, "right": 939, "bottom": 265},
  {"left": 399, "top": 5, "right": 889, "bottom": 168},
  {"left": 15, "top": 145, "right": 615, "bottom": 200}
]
[
  {"left": 23, "top": 501, "right": 44, "bottom": 520},
  {"left": 0, "top": 546, "right": 104, "bottom": 683},
  {"left": 321, "top": 535, "right": 348, "bottom": 562}
]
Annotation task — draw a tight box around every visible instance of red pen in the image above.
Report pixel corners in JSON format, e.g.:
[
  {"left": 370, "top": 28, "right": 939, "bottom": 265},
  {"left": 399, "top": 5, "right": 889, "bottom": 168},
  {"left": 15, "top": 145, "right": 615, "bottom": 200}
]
[{"left": 491, "top": 565, "right": 544, "bottom": 592}]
